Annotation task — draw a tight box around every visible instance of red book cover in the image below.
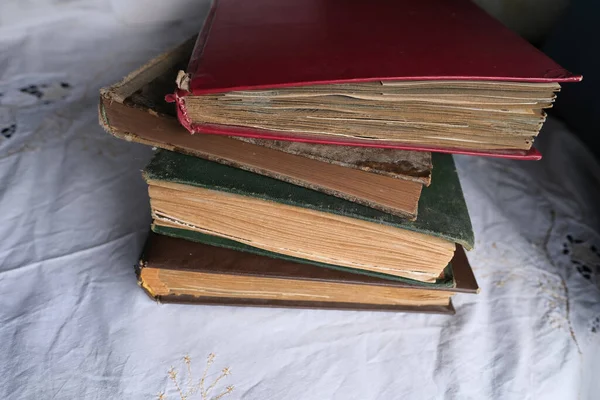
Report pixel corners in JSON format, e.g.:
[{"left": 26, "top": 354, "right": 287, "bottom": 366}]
[{"left": 169, "top": 0, "right": 581, "bottom": 160}]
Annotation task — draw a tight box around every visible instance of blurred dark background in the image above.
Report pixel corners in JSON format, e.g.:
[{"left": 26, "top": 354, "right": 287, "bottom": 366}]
[
  {"left": 542, "top": 0, "right": 600, "bottom": 160},
  {"left": 474, "top": 0, "right": 599, "bottom": 160}
]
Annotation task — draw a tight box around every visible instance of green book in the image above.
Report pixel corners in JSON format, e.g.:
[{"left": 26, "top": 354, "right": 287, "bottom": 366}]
[
  {"left": 154, "top": 224, "right": 456, "bottom": 288},
  {"left": 144, "top": 150, "right": 473, "bottom": 283}
]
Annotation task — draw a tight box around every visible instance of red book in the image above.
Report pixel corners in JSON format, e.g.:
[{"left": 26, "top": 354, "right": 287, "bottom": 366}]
[{"left": 169, "top": 0, "right": 581, "bottom": 160}]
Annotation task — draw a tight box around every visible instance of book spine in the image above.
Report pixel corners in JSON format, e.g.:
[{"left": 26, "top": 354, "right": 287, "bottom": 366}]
[{"left": 165, "top": 90, "right": 195, "bottom": 133}]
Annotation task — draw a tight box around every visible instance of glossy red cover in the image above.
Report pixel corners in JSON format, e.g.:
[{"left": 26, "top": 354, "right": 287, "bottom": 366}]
[
  {"left": 187, "top": 0, "right": 580, "bottom": 93},
  {"left": 171, "top": 0, "right": 580, "bottom": 159}
]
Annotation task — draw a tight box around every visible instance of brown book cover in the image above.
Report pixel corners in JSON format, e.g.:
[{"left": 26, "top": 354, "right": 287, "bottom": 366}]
[
  {"left": 98, "top": 38, "right": 432, "bottom": 219},
  {"left": 138, "top": 233, "right": 478, "bottom": 314}
]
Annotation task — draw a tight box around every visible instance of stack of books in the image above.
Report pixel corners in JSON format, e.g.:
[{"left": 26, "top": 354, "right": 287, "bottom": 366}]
[{"left": 99, "top": 0, "right": 579, "bottom": 314}]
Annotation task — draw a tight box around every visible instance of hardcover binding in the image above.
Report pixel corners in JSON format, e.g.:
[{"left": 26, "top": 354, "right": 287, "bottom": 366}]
[
  {"left": 186, "top": 0, "right": 581, "bottom": 93},
  {"left": 169, "top": 0, "right": 582, "bottom": 159},
  {"left": 138, "top": 233, "right": 478, "bottom": 313},
  {"left": 144, "top": 150, "right": 475, "bottom": 250}
]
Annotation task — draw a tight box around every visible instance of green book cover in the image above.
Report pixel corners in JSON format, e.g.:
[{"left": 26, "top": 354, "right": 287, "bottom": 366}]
[{"left": 144, "top": 150, "right": 474, "bottom": 249}]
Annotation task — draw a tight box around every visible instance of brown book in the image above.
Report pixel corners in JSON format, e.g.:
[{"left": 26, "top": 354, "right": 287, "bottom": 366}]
[
  {"left": 99, "top": 38, "right": 432, "bottom": 220},
  {"left": 138, "top": 233, "right": 478, "bottom": 314}
]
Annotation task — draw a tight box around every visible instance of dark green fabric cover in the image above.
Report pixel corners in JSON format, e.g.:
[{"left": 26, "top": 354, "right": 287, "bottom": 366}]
[{"left": 144, "top": 150, "right": 474, "bottom": 249}]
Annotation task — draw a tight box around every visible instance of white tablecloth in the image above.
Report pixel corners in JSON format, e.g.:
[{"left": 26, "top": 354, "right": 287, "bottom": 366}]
[{"left": 1, "top": 2, "right": 599, "bottom": 399}]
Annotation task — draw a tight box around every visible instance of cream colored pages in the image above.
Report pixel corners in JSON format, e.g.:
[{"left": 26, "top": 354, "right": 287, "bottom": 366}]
[
  {"left": 147, "top": 180, "right": 456, "bottom": 282},
  {"left": 184, "top": 80, "right": 559, "bottom": 151}
]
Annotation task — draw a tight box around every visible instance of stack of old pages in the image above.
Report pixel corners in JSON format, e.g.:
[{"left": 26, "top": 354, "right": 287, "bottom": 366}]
[{"left": 99, "top": 0, "right": 579, "bottom": 314}]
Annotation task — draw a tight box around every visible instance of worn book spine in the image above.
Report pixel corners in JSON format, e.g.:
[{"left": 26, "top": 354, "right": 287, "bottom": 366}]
[{"left": 101, "top": 101, "right": 423, "bottom": 219}]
